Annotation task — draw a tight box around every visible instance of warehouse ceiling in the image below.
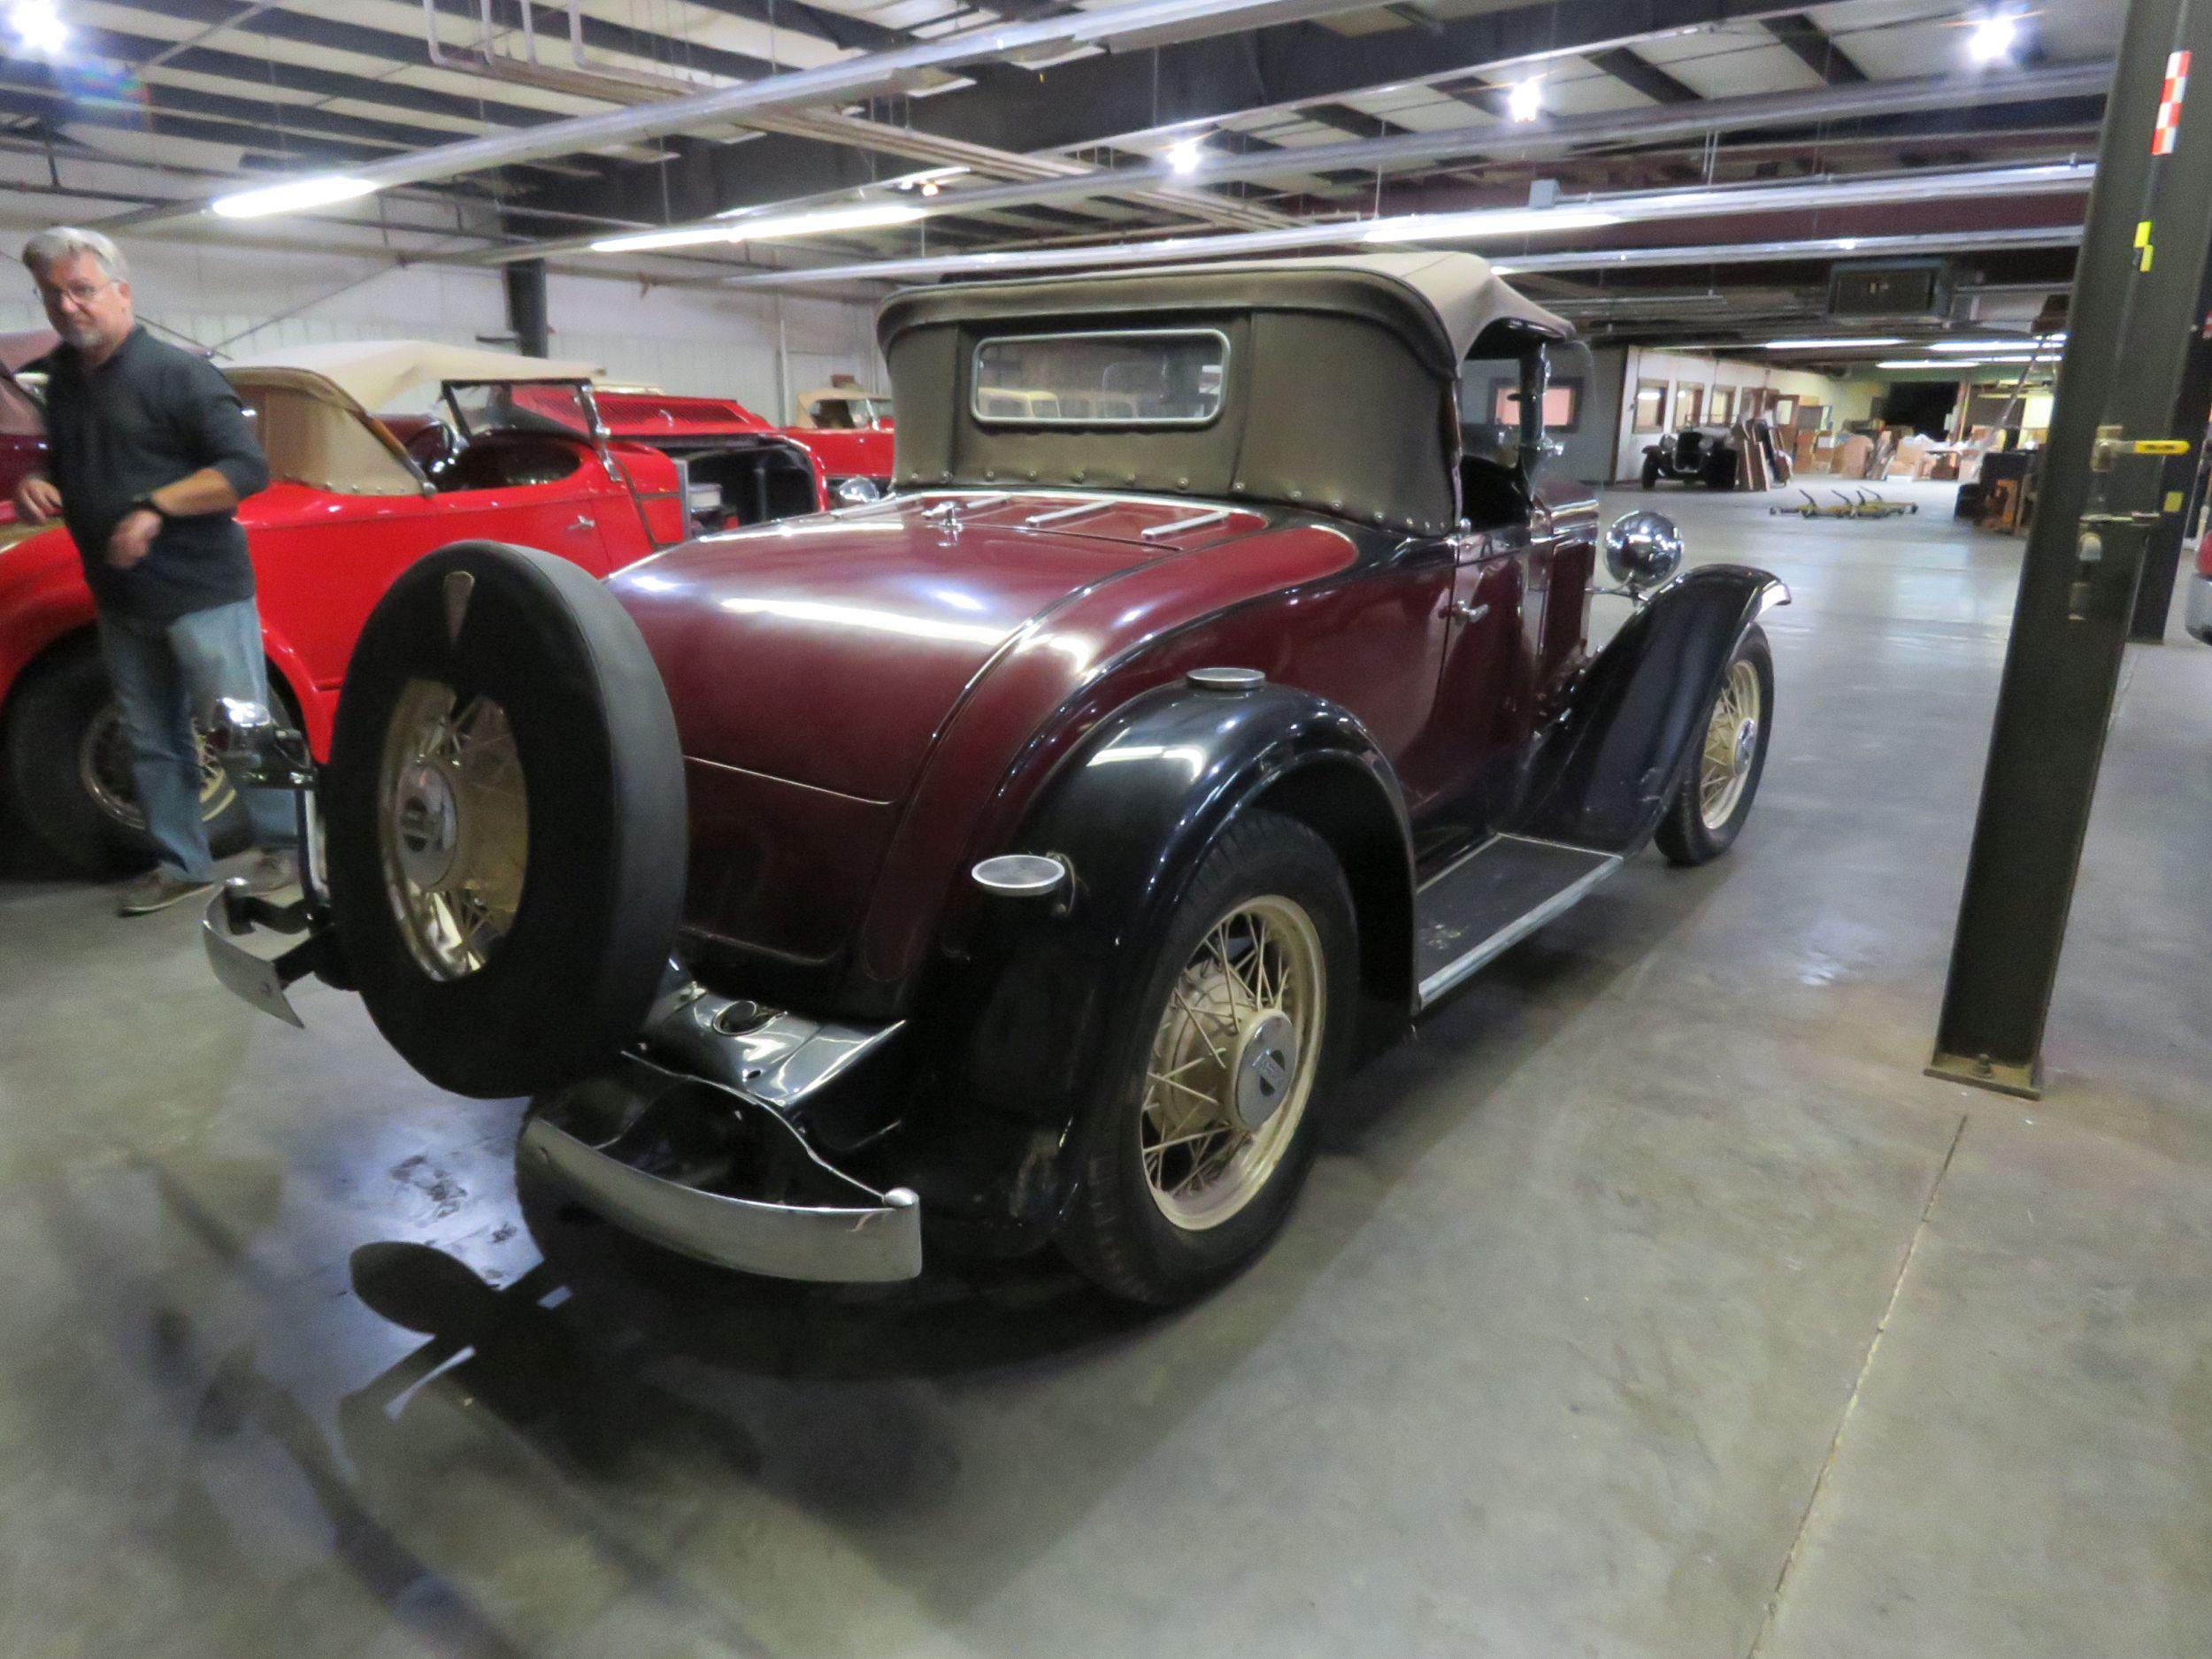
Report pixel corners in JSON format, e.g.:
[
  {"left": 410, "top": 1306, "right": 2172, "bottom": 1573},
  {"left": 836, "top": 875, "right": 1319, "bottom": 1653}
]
[{"left": 0, "top": 0, "right": 2124, "bottom": 355}]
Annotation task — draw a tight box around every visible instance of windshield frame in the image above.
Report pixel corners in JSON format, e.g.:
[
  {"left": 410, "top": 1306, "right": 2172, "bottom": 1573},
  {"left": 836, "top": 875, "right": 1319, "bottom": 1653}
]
[{"left": 439, "top": 377, "right": 607, "bottom": 443}]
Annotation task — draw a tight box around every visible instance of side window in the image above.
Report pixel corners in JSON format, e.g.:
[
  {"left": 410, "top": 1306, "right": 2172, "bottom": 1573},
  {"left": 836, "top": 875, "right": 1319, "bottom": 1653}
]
[
  {"left": 1632, "top": 380, "right": 1667, "bottom": 434},
  {"left": 1493, "top": 376, "right": 1582, "bottom": 432}
]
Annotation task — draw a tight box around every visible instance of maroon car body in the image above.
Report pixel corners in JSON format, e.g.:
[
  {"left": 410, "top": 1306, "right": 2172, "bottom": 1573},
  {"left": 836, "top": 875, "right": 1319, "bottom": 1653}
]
[{"left": 205, "top": 255, "right": 1784, "bottom": 1304}]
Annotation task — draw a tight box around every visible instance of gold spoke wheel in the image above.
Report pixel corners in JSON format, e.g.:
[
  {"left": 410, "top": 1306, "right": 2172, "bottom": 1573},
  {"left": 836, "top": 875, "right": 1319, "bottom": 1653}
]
[{"left": 1139, "top": 895, "right": 1326, "bottom": 1231}]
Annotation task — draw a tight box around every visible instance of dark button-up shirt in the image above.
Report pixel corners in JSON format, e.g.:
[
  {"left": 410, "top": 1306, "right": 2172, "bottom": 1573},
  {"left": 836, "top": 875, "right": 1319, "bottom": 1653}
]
[{"left": 38, "top": 326, "right": 270, "bottom": 623}]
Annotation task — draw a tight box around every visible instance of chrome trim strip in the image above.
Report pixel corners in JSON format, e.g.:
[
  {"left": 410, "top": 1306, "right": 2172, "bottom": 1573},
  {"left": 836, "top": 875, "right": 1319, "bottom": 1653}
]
[
  {"left": 1416, "top": 852, "right": 1624, "bottom": 1010},
  {"left": 1022, "top": 498, "right": 1119, "bottom": 527},
  {"left": 1139, "top": 505, "right": 1237, "bottom": 541},
  {"left": 1416, "top": 833, "right": 1501, "bottom": 894}
]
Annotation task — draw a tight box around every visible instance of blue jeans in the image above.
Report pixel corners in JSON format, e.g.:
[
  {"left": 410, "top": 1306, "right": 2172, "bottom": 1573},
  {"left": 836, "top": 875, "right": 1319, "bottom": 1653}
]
[{"left": 96, "top": 597, "right": 297, "bottom": 882}]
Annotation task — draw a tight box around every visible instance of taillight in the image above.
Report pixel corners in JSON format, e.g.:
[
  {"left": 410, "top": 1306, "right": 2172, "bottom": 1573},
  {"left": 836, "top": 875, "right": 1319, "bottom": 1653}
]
[{"left": 2196, "top": 528, "right": 2212, "bottom": 578}]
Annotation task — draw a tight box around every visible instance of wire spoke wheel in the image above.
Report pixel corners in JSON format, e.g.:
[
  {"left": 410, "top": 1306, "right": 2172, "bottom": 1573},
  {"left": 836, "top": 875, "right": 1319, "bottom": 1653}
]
[
  {"left": 375, "top": 678, "right": 529, "bottom": 982},
  {"left": 1139, "top": 895, "right": 1325, "bottom": 1232},
  {"left": 1697, "top": 657, "right": 1763, "bottom": 831},
  {"left": 78, "top": 699, "right": 235, "bottom": 830}
]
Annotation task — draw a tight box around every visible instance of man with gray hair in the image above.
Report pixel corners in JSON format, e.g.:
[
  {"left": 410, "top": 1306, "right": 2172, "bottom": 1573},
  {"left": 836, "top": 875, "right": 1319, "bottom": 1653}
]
[{"left": 12, "top": 227, "right": 291, "bottom": 914}]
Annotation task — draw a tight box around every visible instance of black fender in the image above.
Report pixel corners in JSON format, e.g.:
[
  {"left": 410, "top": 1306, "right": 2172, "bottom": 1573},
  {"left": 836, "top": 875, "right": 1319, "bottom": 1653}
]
[
  {"left": 882, "top": 679, "right": 1415, "bottom": 1250},
  {"left": 1514, "top": 565, "right": 1787, "bottom": 852}
]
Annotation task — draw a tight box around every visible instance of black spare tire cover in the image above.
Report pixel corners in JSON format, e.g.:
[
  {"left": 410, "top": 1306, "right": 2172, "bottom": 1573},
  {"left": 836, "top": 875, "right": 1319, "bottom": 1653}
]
[{"left": 324, "top": 542, "right": 687, "bottom": 1098}]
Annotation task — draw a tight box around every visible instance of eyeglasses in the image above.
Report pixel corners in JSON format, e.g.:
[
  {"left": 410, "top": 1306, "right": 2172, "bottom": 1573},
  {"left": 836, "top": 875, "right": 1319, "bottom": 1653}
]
[{"left": 37, "top": 278, "right": 116, "bottom": 307}]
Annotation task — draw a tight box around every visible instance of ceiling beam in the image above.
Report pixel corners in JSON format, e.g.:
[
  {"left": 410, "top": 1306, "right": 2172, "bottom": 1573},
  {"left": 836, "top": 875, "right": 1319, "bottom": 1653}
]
[
  {"left": 122, "top": 0, "right": 781, "bottom": 83},
  {"left": 526, "top": 0, "right": 1828, "bottom": 234},
  {"left": 0, "top": 82, "right": 379, "bottom": 170},
  {"left": 134, "top": 0, "right": 1380, "bottom": 225},
  {"left": 68, "top": 19, "right": 587, "bottom": 139},
  {"left": 1763, "top": 13, "right": 1870, "bottom": 85},
  {"left": 834, "top": 65, "right": 2117, "bottom": 226},
  {"left": 895, "top": 0, "right": 1816, "bottom": 157},
  {"left": 1586, "top": 47, "right": 1704, "bottom": 106},
  {"left": 707, "top": 159, "right": 2093, "bottom": 288},
  {"left": 1297, "top": 103, "right": 1417, "bottom": 140}
]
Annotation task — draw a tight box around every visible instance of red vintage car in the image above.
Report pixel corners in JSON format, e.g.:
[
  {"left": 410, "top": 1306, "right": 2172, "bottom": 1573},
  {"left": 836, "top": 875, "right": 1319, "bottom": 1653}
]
[
  {"left": 0, "top": 340, "right": 823, "bottom": 872},
  {"left": 0, "top": 330, "right": 58, "bottom": 535},
  {"left": 205, "top": 255, "right": 1785, "bottom": 1305},
  {"left": 784, "top": 380, "right": 895, "bottom": 501}
]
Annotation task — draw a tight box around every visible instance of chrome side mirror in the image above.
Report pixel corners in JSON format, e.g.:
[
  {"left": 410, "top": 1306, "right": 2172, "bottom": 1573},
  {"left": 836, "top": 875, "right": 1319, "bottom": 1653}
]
[
  {"left": 833, "top": 476, "right": 883, "bottom": 508},
  {"left": 1603, "top": 511, "right": 1684, "bottom": 595}
]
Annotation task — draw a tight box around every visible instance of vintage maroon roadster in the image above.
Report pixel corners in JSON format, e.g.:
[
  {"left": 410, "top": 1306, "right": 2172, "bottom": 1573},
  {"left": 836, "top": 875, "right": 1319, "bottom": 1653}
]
[{"left": 204, "top": 253, "right": 1783, "bottom": 1304}]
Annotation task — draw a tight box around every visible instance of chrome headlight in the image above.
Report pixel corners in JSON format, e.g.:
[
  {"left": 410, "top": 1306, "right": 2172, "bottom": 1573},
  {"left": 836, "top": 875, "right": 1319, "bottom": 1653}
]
[{"left": 1603, "top": 511, "right": 1684, "bottom": 592}]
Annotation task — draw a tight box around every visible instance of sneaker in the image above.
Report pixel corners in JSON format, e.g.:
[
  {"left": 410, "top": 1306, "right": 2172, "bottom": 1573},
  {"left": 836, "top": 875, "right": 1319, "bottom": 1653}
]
[
  {"left": 242, "top": 852, "right": 296, "bottom": 896},
  {"left": 117, "top": 869, "right": 217, "bottom": 918}
]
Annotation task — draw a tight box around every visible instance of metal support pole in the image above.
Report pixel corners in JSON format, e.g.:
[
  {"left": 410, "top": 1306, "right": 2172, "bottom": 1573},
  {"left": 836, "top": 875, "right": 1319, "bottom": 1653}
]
[
  {"left": 503, "top": 257, "right": 549, "bottom": 358},
  {"left": 1931, "top": 0, "right": 2212, "bottom": 1096}
]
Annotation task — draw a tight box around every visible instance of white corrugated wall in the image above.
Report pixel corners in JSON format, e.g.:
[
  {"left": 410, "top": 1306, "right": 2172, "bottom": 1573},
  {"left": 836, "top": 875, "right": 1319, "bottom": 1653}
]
[{"left": 1, "top": 234, "right": 882, "bottom": 422}]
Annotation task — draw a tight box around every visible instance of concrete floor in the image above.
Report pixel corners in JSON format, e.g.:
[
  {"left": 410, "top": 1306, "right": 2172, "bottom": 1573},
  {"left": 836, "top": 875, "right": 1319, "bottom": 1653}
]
[{"left": 2, "top": 476, "right": 2208, "bottom": 1658}]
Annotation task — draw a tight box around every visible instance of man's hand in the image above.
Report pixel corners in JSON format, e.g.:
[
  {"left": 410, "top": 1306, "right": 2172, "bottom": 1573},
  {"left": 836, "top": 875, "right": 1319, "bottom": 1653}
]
[
  {"left": 105, "top": 506, "right": 162, "bottom": 570},
  {"left": 12, "top": 475, "right": 61, "bottom": 524}
]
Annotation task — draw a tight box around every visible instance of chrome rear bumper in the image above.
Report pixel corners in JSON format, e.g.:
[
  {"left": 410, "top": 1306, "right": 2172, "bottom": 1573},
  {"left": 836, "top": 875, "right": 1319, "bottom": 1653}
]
[{"left": 522, "top": 1049, "right": 921, "bottom": 1284}]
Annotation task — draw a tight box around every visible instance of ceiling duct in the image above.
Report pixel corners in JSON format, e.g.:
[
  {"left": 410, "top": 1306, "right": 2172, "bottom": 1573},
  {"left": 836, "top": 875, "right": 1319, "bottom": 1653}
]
[
  {"left": 144, "top": 0, "right": 1386, "bottom": 225},
  {"left": 1827, "top": 259, "right": 1959, "bottom": 321}
]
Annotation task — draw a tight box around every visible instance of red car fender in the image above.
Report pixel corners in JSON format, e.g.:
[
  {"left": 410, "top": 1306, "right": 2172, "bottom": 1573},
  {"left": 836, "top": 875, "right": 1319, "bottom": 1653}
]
[
  {"left": 0, "top": 524, "right": 332, "bottom": 757},
  {"left": 0, "top": 526, "right": 96, "bottom": 712},
  {"left": 783, "top": 427, "right": 892, "bottom": 489}
]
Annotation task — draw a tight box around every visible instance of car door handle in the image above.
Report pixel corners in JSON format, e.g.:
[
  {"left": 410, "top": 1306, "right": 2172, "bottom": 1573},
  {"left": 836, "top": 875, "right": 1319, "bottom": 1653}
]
[
  {"left": 1446, "top": 601, "right": 1490, "bottom": 624},
  {"left": 567, "top": 514, "right": 595, "bottom": 533}
]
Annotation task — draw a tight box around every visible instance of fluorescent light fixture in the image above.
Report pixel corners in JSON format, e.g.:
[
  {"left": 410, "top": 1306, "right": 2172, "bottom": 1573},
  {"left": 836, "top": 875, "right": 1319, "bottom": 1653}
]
[
  {"left": 1927, "top": 337, "right": 2045, "bottom": 352},
  {"left": 590, "top": 225, "right": 745, "bottom": 253},
  {"left": 9, "top": 0, "right": 65, "bottom": 53},
  {"left": 594, "top": 203, "right": 924, "bottom": 254},
  {"left": 1361, "top": 205, "right": 1620, "bottom": 242},
  {"left": 1508, "top": 77, "right": 1544, "bottom": 123},
  {"left": 211, "top": 174, "right": 376, "bottom": 219},
  {"left": 1967, "top": 12, "right": 2018, "bottom": 65},
  {"left": 1762, "top": 336, "right": 1904, "bottom": 349},
  {"left": 1165, "top": 137, "right": 1207, "bottom": 175},
  {"left": 1880, "top": 358, "right": 1978, "bottom": 369},
  {"left": 726, "top": 203, "right": 925, "bottom": 241}
]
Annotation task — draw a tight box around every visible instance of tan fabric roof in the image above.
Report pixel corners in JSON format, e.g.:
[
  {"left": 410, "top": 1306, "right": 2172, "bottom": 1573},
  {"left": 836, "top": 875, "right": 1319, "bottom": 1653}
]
[
  {"left": 222, "top": 338, "right": 604, "bottom": 411},
  {"left": 1096, "top": 252, "right": 1573, "bottom": 360},
  {"left": 223, "top": 364, "right": 421, "bottom": 498}
]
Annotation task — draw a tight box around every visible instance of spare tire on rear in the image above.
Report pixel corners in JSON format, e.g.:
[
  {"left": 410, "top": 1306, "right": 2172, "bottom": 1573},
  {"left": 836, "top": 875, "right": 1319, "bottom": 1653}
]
[{"left": 323, "top": 542, "right": 687, "bottom": 1098}]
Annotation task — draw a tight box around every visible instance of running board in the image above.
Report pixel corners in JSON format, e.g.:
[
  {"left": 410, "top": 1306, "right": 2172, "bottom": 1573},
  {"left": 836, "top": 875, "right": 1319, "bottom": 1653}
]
[{"left": 1415, "top": 835, "right": 1623, "bottom": 1010}]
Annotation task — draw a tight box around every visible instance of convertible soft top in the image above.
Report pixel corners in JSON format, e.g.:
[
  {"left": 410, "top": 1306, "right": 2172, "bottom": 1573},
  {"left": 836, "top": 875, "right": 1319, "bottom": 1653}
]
[
  {"left": 879, "top": 251, "right": 1571, "bottom": 376},
  {"left": 222, "top": 338, "right": 604, "bottom": 412}
]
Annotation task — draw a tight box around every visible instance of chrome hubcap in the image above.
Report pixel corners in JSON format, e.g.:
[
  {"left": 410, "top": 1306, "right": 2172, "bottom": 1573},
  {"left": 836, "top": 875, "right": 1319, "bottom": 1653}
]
[
  {"left": 377, "top": 680, "right": 528, "bottom": 981},
  {"left": 1699, "top": 658, "right": 1763, "bottom": 831},
  {"left": 80, "top": 700, "right": 234, "bottom": 830},
  {"left": 1140, "top": 896, "right": 1325, "bottom": 1231},
  {"left": 1231, "top": 1009, "right": 1300, "bottom": 1133}
]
